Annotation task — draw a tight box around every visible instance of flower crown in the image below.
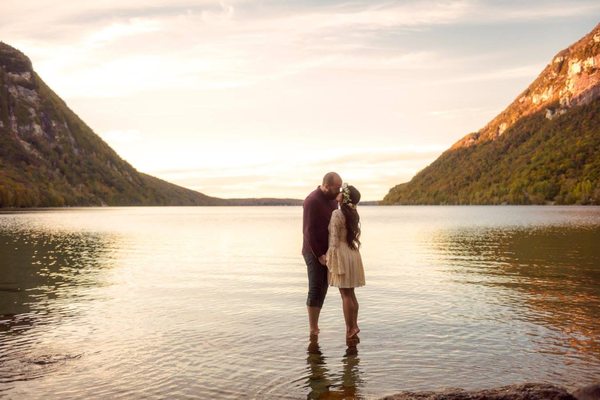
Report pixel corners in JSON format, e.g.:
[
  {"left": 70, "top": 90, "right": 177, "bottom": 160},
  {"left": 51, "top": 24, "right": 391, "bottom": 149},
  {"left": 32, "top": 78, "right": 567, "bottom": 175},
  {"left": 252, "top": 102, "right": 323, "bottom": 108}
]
[{"left": 341, "top": 183, "right": 356, "bottom": 209}]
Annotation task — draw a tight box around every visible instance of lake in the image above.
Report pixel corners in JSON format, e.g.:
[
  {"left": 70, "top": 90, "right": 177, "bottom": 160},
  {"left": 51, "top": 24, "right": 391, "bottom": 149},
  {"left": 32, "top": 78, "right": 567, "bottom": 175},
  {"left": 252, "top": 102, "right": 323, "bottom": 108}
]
[{"left": 1, "top": 206, "right": 599, "bottom": 399}]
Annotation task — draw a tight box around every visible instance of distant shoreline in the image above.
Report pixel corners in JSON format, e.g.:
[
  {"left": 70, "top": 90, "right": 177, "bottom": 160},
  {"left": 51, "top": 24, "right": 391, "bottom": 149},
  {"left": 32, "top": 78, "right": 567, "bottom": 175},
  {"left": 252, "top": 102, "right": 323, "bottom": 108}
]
[{"left": 3, "top": 203, "right": 600, "bottom": 211}]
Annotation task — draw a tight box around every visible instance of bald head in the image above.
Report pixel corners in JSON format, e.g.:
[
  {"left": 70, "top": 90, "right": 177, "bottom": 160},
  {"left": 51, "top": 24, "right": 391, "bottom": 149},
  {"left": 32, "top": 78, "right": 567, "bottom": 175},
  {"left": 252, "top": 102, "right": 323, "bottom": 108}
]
[
  {"left": 321, "top": 172, "right": 342, "bottom": 199},
  {"left": 322, "top": 172, "right": 341, "bottom": 186}
]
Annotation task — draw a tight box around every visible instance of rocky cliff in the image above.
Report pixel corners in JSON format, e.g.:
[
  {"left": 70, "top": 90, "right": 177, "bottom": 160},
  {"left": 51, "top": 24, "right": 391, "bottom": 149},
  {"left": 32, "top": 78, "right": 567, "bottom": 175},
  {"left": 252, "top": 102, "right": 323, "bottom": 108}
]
[
  {"left": 0, "top": 42, "right": 225, "bottom": 207},
  {"left": 383, "top": 23, "right": 600, "bottom": 205}
]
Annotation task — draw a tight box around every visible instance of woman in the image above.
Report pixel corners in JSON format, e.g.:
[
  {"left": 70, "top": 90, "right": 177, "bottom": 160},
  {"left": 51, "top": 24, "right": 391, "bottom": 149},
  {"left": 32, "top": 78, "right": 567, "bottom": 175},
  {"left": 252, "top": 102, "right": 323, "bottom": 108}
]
[{"left": 326, "top": 183, "right": 365, "bottom": 339}]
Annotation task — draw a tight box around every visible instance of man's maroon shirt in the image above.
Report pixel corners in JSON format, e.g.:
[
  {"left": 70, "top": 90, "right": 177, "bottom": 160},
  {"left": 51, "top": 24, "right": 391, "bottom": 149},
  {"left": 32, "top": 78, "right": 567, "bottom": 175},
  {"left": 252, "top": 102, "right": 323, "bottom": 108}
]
[{"left": 302, "top": 186, "right": 338, "bottom": 258}]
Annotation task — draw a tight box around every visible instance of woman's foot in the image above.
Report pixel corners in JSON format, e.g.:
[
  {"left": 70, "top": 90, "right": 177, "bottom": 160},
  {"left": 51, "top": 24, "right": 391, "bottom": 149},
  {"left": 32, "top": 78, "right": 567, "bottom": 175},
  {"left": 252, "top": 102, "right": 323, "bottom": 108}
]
[
  {"left": 347, "top": 327, "right": 360, "bottom": 339},
  {"left": 346, "top": 338, "right": 359, "bottom": 350}
]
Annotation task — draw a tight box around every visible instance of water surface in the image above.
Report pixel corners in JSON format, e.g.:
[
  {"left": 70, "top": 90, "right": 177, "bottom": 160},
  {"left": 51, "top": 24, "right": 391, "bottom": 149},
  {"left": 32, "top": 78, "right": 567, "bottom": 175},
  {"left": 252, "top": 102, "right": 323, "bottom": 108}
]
[{"left": 1, "top": 206, "right": 599, "bottom": 399}]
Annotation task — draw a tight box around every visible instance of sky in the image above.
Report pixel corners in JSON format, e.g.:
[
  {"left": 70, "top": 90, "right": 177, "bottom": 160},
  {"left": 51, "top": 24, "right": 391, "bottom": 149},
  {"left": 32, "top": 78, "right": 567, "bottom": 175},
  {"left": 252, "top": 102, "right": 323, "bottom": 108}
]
[{"left": 1, "top": 1, "right": 599, "bottom": 200}]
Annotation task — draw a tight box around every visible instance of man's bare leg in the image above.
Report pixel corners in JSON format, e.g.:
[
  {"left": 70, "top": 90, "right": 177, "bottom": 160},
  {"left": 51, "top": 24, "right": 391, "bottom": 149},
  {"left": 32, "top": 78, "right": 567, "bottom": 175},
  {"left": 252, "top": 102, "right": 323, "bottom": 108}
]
[{"left": 308, "top": 306, "right": 321, "bottom": 336}]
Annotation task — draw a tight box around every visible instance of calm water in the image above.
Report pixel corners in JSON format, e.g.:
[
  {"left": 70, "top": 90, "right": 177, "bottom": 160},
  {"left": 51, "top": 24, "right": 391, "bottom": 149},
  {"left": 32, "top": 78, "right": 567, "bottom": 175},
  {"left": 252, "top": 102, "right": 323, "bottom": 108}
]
[{"left": 0, "top": 206, "right": 599, "bottom": 399}]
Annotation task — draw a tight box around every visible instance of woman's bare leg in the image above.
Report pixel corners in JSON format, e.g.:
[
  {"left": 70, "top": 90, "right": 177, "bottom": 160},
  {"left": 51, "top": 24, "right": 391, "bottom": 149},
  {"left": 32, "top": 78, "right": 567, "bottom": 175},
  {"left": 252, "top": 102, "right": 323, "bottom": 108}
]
[
  {"left": 340, "top": 288, "right": 360, "bottom": 338},
  {"left": 339, "top": 288, "right": 354, "bottom": 337},
  {"left": 350, "top": 289, "right": 359, "bottom": 337}
]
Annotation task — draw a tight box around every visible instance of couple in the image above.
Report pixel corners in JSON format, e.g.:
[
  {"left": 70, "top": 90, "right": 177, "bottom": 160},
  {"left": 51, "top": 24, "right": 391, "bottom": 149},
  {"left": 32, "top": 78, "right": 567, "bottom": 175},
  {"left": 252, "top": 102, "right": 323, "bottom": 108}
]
[{"left": 302, "top": 172, "right": 365, "bottom": 341}]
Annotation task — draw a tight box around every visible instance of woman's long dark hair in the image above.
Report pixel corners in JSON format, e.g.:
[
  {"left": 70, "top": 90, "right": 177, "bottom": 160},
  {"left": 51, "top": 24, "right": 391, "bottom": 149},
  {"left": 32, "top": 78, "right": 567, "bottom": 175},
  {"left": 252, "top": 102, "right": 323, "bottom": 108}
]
[{"left": 341, "top": 185, "right": 361, "bottom": 250}]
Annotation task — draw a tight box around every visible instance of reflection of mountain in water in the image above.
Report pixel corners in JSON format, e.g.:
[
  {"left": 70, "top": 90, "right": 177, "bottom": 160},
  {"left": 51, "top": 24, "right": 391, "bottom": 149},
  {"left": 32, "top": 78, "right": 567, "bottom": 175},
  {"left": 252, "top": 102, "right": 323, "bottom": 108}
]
[
  {"left": 0, "top": 226, "right": 118, "bottom": 386},
  {"left": 435, "top": 226, "right": 600, "bottom": 358},
  {"left": 0, "top": 227, "right": 117, "bottom": 327}
]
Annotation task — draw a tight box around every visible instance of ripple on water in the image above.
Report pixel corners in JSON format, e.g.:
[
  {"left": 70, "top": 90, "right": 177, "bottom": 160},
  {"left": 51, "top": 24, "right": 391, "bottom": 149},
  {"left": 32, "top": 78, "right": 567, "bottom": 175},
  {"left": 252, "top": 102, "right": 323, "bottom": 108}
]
[{"left": 1, "top": 207, "right": 600, "bottom": 398}]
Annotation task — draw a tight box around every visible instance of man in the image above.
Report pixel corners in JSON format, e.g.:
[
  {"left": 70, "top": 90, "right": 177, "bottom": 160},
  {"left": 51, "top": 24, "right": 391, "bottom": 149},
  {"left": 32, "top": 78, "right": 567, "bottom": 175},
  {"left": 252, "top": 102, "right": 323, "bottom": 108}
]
[{"left": 302, "top": 172, "right": 342, "bottom": 337}]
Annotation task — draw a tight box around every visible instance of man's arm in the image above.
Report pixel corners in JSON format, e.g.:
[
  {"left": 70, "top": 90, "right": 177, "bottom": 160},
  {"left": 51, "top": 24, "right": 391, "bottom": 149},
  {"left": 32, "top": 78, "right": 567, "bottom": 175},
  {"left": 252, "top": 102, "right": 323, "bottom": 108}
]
[{"left": 304, "top": 199, "right": 328, "bottom": 261}]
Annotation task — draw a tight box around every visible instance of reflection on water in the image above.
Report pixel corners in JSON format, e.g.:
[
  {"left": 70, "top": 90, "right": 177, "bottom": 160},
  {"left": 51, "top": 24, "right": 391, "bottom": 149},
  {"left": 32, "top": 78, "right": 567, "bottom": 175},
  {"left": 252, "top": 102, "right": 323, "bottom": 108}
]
[
  {"left": 437, "top": 226, "right": 600, "bottom": 359},
  {"left": 0, "top": 206, "right": 599, "bottom": 399},
  {"left": 0, "top": 222, "right": 118, "bottom": 389},
  {"left": 305, "top": 337, "right": 362, "bottom": 399},
  {"left": 0, "top": 228, "right": 117, "bottom": 312}
]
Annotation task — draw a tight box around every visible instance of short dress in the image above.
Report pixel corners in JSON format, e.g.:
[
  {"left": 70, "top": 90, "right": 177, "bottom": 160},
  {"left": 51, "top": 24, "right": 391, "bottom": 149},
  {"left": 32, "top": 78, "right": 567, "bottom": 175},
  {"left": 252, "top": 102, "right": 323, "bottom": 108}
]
[{"left": 325, "top": 209, "right": 366, "bottom": 288}]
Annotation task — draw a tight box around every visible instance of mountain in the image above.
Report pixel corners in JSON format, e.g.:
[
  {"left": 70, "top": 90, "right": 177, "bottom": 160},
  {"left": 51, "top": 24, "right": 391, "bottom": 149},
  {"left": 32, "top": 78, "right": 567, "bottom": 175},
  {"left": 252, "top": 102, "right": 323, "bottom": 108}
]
[
  {"left": 383, "top": 24, "right": 600, "bottom": 205},
  {"left": 0, "top": 42, "right": 229, "bottom": 207}
]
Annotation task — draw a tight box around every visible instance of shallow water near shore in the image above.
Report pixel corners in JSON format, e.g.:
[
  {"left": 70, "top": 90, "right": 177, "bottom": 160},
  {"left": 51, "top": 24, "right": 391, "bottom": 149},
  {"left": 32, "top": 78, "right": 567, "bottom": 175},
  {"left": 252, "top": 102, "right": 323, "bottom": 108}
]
[{"left": 0, "top": 206, "right": 599, "bottom": 399}]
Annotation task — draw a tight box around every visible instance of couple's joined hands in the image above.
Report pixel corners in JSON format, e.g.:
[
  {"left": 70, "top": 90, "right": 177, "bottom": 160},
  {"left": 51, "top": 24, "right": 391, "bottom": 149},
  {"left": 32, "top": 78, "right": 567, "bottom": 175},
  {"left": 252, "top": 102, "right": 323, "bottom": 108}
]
[{"left": 318, "top": 255, "right": 327, "bottom": 266}]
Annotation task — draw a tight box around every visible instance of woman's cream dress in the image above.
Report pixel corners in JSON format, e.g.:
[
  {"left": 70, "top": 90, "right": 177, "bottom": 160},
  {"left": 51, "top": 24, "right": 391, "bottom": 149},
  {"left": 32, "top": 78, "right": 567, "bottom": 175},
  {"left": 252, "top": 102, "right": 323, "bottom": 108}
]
[{"left": 325, "top": 209, "right": 365, "bottom": 288}]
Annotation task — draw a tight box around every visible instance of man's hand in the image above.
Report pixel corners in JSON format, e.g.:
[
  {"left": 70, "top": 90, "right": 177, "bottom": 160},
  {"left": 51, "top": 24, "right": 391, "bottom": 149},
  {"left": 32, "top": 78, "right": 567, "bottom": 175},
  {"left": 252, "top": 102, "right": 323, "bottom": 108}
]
[{"left": 318, "top": 255, "right": 327, "bottom": 266}]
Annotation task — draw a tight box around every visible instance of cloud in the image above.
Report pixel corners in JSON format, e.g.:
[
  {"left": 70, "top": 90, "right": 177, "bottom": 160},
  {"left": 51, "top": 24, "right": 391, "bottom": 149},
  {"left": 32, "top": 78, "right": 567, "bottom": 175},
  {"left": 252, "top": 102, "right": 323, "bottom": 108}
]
[
  {"left": 5, "top": 2, "right": 589, "bottom": 108},
  {"left": 100, "top": 129, "right": 143, "bottom": 144},
  {"left": 257, "top": 1, "right": 469, "bottom": 32},
  {"left": 5, "top": 0, "right": 595, "bottom": 100},
  {"left": 470, "top": 1, "right": 600, "bottom": 22},
  {"left": 433, "top": 64, "right": 545, "bottom": 85},
  {"left": 324, "top": 147, "right": 445, "bottom": 165},
  {"left": 2, "top": 0, "right": 596, "bottom": 200},
  {"left": 427, "top": 106, "right": 499, "bottom": 119},
  {"left": 61, "top": 2, "right": 231, "bottom": 25},
  {"left": 84, "top": 19, "right": 162, "bottom": 47},
  {"left": 148, "top": 146, "right": 445, "bottom": 200}
]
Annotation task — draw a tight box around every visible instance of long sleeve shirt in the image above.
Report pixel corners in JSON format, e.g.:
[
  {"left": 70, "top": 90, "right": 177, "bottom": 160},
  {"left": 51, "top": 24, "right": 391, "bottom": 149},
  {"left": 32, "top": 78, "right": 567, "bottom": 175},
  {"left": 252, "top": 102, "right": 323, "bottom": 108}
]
[{"left": 302, "top": 187, "right": 338, "bottom": 258}]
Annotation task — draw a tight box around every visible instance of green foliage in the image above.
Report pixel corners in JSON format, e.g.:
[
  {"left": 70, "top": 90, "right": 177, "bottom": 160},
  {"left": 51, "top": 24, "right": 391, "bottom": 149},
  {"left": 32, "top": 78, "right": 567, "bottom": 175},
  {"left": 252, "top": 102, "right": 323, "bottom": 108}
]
[{"left": 382, "top": 98, "right": 600, "bottom": 205}]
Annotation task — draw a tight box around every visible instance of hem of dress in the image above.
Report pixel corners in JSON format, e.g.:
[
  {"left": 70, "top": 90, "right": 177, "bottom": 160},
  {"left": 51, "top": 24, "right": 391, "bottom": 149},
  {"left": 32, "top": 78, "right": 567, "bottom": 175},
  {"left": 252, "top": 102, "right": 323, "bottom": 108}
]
[{"left": 329, "top": 283, "right": 365, "bottom": 288}]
